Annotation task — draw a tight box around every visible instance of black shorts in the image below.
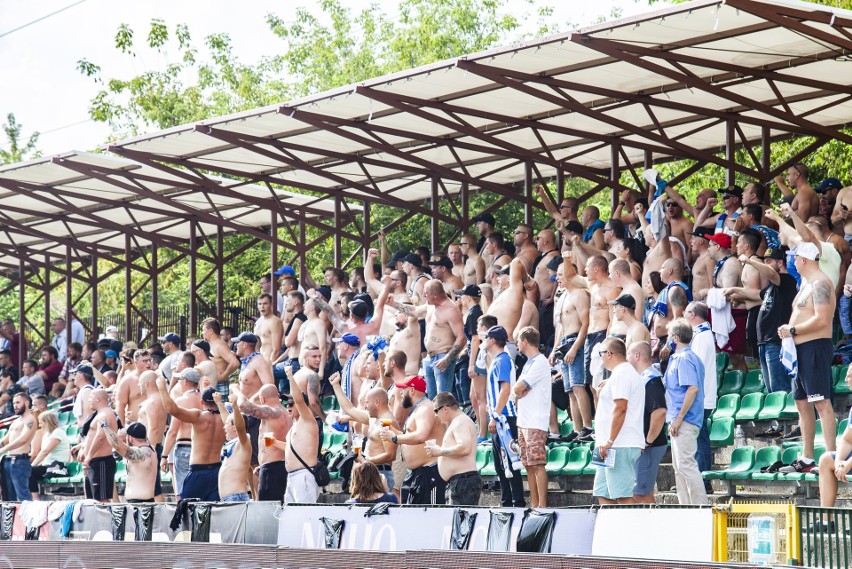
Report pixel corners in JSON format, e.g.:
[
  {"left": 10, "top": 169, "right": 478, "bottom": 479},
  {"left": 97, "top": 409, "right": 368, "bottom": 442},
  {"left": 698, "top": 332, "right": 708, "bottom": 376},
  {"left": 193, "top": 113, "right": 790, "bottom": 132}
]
[
  {"left": 402, "top": 463, "right": 446, "bottom": 505},
  {"left": 446, "top": 470, "right": 482, "bottom": 506},
  {"left": 551, "top": 377, "right": 569, "bottom": 411},
  {"left": 182, "top": 463, "right": 220, "bottom": 502},
  {"left": 792, "top": 338, "right": 834, "bottom": 402},
  {"left": 258, "top": 460, "right": 287, "bottom": 502},
  {"left": 85, "top": 455, "right": 116, "bottom": 501},
  {"left": 244, "top": 415, "right": 260, "bottom": 465}
]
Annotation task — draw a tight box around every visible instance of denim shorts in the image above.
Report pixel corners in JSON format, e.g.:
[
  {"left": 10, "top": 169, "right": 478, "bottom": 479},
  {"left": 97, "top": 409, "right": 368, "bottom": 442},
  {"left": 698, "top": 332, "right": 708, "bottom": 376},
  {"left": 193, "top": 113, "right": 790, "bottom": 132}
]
[
  {"left": 558, "top": 334, "right": 585, "bottom": 389},
  {"left": 593, "top": 446, "right": 642, "bottom": 500},
  {"left": 221, "top": 491, "right": 251, "bottom": 502}
]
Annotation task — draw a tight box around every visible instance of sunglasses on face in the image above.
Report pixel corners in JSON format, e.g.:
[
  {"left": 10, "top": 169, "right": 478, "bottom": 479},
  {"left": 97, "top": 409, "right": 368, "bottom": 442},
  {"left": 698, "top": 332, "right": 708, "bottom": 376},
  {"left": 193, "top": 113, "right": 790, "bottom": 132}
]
[{"left": 434, "top": 405, "right": 446, "bottom": 415}]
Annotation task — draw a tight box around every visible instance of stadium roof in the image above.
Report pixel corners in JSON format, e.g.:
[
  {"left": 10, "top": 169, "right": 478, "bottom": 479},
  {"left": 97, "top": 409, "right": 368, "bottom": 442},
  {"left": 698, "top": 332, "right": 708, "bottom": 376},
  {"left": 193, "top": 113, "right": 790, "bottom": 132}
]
[{"left": 2, "top": 0, "right": 851, "bottom": 271}]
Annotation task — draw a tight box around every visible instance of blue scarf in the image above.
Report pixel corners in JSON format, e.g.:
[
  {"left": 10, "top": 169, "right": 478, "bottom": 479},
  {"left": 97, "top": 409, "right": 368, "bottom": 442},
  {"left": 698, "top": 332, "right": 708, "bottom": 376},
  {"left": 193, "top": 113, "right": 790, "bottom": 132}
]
[
  {"left": 240, "top": 352, "right": 261, "bottom": 370},
  {"left": 653, "top": 281, "right": 692, "bottom": 318},
  {"left": 366, "top": 336, "right": 388, "bottom": 360},
  {"left": 692, "top": 322, "right": 711, "bottom": 335},
  {"left": 640, "top": 367, "right": 662, "bottom": 384},
  {"left": 220, "top": 439, "right": 238, "bottom": 461},
  {"left": 583, "top": 219, "right": 605, "bottom": 243}
]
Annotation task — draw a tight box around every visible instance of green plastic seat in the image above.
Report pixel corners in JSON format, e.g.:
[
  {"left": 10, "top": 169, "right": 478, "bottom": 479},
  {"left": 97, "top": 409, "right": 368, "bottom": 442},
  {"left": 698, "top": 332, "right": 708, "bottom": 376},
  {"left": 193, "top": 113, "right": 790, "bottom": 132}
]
[
  {"left": 731, "top": 446, "right": 781, "bottom": 480},
  {"left": 475, "top": 446, "right": 491, "bottom": 472},
  {"left": 757, "top": 391, "right": 787, "bottom": 421},
  {"left": 545, "top": 445, "right": 570, "bottom": 476},
  {"left": 115, "top": 460, "right": 127, "bottom": 483},
  {"left": 734, "top": 392, "right": 765, "bottom": 421},
  {"left": 58, "top": 411, "right": 73, "bottom": 426},
  {"left": 328, "top": 433, "right": 347, "bottom": 454},
  {"left": 814, "top": 419, "right": 825, "bottom": 446},
  {"left": 753, "top": 445, "right": 800, "bottom": 481},
  {"left": 556, "top": 408, "right": 569, "bottom": 424},
  {"left": 838, "top": 418, "right": 849, "bottom": 434},
  {"left": 709, "top": 417, "right": 735, "bottom": 447},
  {"left": 561, "top": 447, "right": 591, "bottom": 476},
  {"left": 741, "top": 370, "right": 764, "bottom": 395},
  {"left": 780, "top": 392, "right": 798, "bottom": 419},
  {"left": 321, "top": 396, "right": 339, "bottom": 413},
  {"left": 161, "top": 471, "right": 172, "bottom": 483},
  {"left": 480, "top": 450, "right": 497, "bottom": 477},
  {"left": 834, "top": 365, "right": 851, "bottom": 394},
  {"left": 704, "top": 446, "right": 754, "bottom": 480},
  {"left": 559, "top": 419, "right": 574, "bottom": 437},
  {"left": 712, "top": 394, "right": 740, "bottom": 421},
  {"left": 67, "top": 462, "right": 84, "bottom": 484},
  {"left": 716, "top": 352, "right": 729, "bottom": 375},
  {"left": 65, "top": 425, "right": 80, "bottom": 438},
  {"left": 718, "top": 371, "right": 745, "bottom": 397},
  {"left": 782, "top": 446, "right": 825, "bottom": 481}
]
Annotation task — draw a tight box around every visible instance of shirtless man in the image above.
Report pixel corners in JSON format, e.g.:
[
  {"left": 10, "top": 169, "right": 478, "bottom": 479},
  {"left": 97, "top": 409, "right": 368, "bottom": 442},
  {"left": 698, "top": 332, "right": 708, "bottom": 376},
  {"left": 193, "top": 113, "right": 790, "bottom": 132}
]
[
  {"left": 447, "top": 242, "right": 466, "bottom": 283},
  {"left": 584, "top": 255, "right": 622, "bottom": 383},
  {"left": 0, "top": 393, "right": 37, "bottom": 501},
  {"left": 775, "top": 163, "right": 820, "bottom": 221},
  {"left": 486, "top": 258, "right": 526, "bottom": 359},
  {"left": 79, "top": 389, "right": 119, "bottom": 503},
  {"left": 608, "top": 259, "right": 645, "bottom": 325},
  {"left": 427, "top": 392, "right": 480, "bottom": 506},
  {"left": 830, "top": 177, "right": 852, "bottom": 247},
  {"left": 158, "top": 378, "right": 225, "bottom": 501},
  {"left": 330, "top": 376, "right": 399, "bottom": 489},
  {"left": 102, "top": 421, "right": 157, "bottom": 503},
  {"left": 387, "top": 310, "right": 422, "bottom": 376},
  {"left": 420, "top": 279, "right": 465, "bottom": 399},
  {"left": 778, "top": 242, "right": 837, "bottom": 472},
  {"left": 278, "top": 291, "right": 307, "bottom": 376},
  {"left": 190, "top": 340, "right": 218, "bottom": 390},
  {"left": 160, "top": 368, "right": 202, "bottom": 500},
  {"left": 513, "top": 223, "right": 539, "bottom": 273},
  {"left": 279, "top": 375, "right": 320, "bottom": 503},
  {"left": 473, "top": 212, "right": 497, "bottom": 268},
  {"left": 690, "top": 227, "right": 716, "bottom": 301},
  {"left": 695, "top": 187, "right": 741, "bottom": 236},
  {"left": 402, "top": 254, "right": 429, "bottom": 305},
  {"left": 428, "top": 254, "right": 464, "bottom": 297},
  {"left": 299, "top": 299, "right": 329, "bottom": 380},
  {"left": 116, "top": 349, "right": 151, "bottom": 426},
  {"left": 136, "top": 370, "right": 167, "bottom": 502},
  {"left": 533, "top": 229, "right": 560, "bottom": 305},
  {"left": 213, "top": 391, "right": 252, "bottom": 502},
  {"left": 379, "top": 375, "right": 446, "bottom": 505},
  {"left": 724, "top": 230, "right": 769, "bottom": 359},
  {"left": 650, "top": 257, "right": 693, "bottom": 357},
  {"left": 293, "top": 345, "right": 325, "bottom": 420},
  {"left": 365, "top": 249, "right": 410, "bottom": 337},
  {"left": 706, "top": 233, "right": 746, "bottom": 369},
  {"left": 235, "top": 382, "right": 291, "bottom": 502},
  {"left": 202, "top": 318, "right": 240, "bottom": 393},
  {"left": 254, "top": 293, "right": 284, "bottom": 364},
  {"left": 665, "top": 199, "right": 694, "bottom": 259},
  {"left": 581, "top": 206, "right": 606, "bottom": 251},
  {"left": 323, "top": 267, "right": 351, "bottom": 311},
  {"left": 460, "top": 233, "right": 485, "bottom": 286},
  {"left": 233, "top": 332, "right": 274, "bottom": 400},
  {"left": 608, "top": 294, "right": 650, "bottom": 346},
  {"left": 551, "top": 252, "right": 591, "bottom": 441},
  {"left": 311, "top": 276, "right": 390, "bottom": 346},
  {"left": 665, "top": 185, "right": 717, "bottom": 223},
  {"left": 484, "top": 233, "right": 513, "bottom": 278}
]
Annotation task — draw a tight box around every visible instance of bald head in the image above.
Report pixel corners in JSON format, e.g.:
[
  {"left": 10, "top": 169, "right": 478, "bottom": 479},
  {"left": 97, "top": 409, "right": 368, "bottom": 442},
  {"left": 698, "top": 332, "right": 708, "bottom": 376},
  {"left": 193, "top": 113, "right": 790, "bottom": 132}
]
[
  {"left": 661, "top": 258, "right": 684, "bottom": 280},
  {"left": 366, "top": 387, "right": 389, "bottom": 406},
  {"left": 92, "top": 388, "right": 109, "bottom": 408},
  {"left": 425, "top": 279, "right": 445, "bottom": 297},
  {"left": 139, "top": 370, "right": 157, "bottom": 386},
  {"left": 628, "top": 341, "right": 652, "bottom": 362},
  {"left": 259, "top": 384, "right": 280, "bottom": 402}
]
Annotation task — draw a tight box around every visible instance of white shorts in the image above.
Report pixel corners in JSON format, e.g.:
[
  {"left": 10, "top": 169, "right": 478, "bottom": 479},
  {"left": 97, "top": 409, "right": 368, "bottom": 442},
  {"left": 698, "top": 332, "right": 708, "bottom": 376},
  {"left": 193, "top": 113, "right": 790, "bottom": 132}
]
[{"left": 285, "top": 468, "right": 320, "bottom": 504}]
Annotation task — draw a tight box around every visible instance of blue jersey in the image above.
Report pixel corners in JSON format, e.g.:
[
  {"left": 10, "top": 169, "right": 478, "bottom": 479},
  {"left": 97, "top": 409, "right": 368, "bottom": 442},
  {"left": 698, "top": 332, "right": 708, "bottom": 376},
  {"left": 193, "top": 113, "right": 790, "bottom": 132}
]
[{"left": 487, "top": 351, "right": 517, "bottom": 418}]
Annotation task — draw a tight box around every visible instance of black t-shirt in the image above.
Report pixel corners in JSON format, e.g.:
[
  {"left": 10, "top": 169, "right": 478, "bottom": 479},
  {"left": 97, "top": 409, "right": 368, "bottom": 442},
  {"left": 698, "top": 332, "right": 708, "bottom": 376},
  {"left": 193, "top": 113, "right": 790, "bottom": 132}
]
[
  {"left": 644, "top": 376, "right": 668, "bottom": 447},
  {"left": 285, "top": 312, "right": 307, "bottom": 337},
  {"left": 756, "top": 274, "right": 797, "bottom": 345},
  {"left": 463, "top": 304, "right": 484, "bottom": 345}
]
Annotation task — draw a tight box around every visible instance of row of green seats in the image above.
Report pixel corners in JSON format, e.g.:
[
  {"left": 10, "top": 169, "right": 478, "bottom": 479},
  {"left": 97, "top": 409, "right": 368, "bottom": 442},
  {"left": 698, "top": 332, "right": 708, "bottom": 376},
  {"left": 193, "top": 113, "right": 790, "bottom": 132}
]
[
  {"left": 719, "top": 364, "right": 851, "bottom": 400},
  {"left": 703, "top": 444, "right": 822, "bottom": 483},
  {"left": 476, "top": 445, "right": 596, "bottom": 478},
  {"left": 712, "top": 391, "right": 798, "bottom": 422}
]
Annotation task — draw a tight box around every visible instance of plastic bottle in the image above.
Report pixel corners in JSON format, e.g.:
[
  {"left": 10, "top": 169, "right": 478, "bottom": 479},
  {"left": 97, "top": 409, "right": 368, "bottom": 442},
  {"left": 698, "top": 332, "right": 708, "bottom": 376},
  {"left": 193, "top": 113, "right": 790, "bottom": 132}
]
[{"left": 734, "top": 424, "right": 745, "bottom": 448}]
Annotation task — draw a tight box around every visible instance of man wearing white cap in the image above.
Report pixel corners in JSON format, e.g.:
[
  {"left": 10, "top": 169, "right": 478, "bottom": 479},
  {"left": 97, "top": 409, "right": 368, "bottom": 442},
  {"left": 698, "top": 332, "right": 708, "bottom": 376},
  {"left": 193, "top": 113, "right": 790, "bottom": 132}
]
[{"left": 777, "top": 241, "right": 837, "bottom": 474}]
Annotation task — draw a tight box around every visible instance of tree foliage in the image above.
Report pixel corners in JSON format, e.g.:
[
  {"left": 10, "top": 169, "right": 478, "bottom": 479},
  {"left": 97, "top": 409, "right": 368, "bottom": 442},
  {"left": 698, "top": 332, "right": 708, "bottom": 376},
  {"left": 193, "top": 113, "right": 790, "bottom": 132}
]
[{"left": 0, "top": 113, "right": 40, "bottom": 165}]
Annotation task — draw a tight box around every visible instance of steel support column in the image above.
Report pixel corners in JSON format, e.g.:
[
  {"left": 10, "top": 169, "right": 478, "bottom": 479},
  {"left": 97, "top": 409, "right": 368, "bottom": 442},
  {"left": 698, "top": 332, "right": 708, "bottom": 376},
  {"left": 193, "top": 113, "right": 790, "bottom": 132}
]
[
  {"left": 124, "top": 236, "right": 132, "bottom": 342},
  {"left": 151, "top": 245, "right": 158, "bottom": 341},
  {"left": 65, "top": 246, "right": 72, "bottom": 344},
  {"left": 611, "top": 144, "right": 620, "bottom": 213},
  {"left": 18, "top": 257, "right": 25, "bottom": 365},
  {"left": 299, "top": 221, "right": 307, "bottom": 288},
  {"left": 460, "top": 182, "right": 469, "bottom": 235},
  {"left": 44, "top": 256, "right": 51, "bottom": 348},
  {"left": 91, "top": 254, "right": 98, "bottom": 340},
  {"left": 556, "top": 169, "right": 564, "bottom": 205},
  {"left": 762, "top": 126, "right": 771, "bottom": 204},
  {"left": 362, "top": 200, "right": 371, "bottom": 266},
  {"left": 270, "top": 212, "right": 279, "bottom": 315},
  {"left": 524, "top": 162, "right": 533, "bottom": 225},
  {"left": 431, "top": 177, "right": 439, "bottom": 253},
  {"left": 189, "top": 222, "right": 198, "bottom": 336},
  {"left": 334, "top": 196, "right": 342, "bottom": 267},
  {"left": 726, "top": 120, "right": 736, "bottom": 187},
  {"left": 217, "top": 226, "right": 224, "bottom": 319}
]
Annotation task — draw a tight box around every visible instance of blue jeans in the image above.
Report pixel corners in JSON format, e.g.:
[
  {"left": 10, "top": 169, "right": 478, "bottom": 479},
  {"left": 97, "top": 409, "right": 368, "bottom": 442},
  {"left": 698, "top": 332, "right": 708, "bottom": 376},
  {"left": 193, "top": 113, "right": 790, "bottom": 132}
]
[
  {"left": 3, "top": 455, "right": 32, "bottom": 501},
  {"left": 423, "top": 353, "right": 457, "bottom": 399},
  {"left": 173, "top": 444, "right": 192, "bottom": 497},
  {"left": 454, "top": 355, "right": 471, "bottom": 406},
  {"left": 274, "top": 358, "right": 299, "bottom": 395},
  {"left": 695, "top": 409, "right": 713, "bottom": 479},
  {"left": 759, "top": 343, "right": 792, "bottom": 393},
  {"left": 841, "top": 295, "right": 852, "bottom": 336}
]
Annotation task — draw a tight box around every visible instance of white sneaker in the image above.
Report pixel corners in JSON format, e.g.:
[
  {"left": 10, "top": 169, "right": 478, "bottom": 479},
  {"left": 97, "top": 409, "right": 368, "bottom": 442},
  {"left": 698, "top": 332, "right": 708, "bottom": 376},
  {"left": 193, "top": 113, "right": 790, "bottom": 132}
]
[{"left": 643, "top": 169, "right": 659, "bottom": 187}]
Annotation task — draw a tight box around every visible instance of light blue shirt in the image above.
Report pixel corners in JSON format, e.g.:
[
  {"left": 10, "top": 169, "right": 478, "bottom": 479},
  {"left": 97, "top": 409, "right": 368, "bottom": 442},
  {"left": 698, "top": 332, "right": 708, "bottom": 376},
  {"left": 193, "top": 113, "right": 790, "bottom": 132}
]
[
  {"left": 663, "top": 346, "right": 705, "bottom": 428},
  {"left": 487, "top": 351, "right": 516, "bottom": 418}
]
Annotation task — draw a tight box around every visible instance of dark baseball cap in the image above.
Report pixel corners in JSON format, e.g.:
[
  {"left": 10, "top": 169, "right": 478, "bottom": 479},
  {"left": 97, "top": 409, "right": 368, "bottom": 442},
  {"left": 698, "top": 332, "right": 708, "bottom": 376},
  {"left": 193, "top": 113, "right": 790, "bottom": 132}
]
[
  {"left": 402, "top": 253, "right": 422, "bottom": 268},
  {"left": 125, "top": 422, "right": 148, "bottom": 440},
  {"left": 718, "top": 184, "right": 744, "bottom": 198},
  {"left": 608, "top": 293, "right": 636, "bottom": 311},
  {"left": 201, "top": 386, "right": 218, "bottom": 404},
  {"left": 564, "top": 220, "right": 583, "bottom": 234},
  {"left": 816, "top": 178, "right": 843, "bottom": 193},
  {"left": 472, "top": 212, "right": 496, "bottom": 226},
  {"left": 192, "top": 339, "right": 212, "bottom": 358},
  {"left": 485, "top": 325, "right": 508, "bottom": 342},
  {"left": 388, "top": 249, "right": 409, "bottom": 267},
  {"left": 231, "top": 331, "right": 258, "bottom": 345},
  {"left": 453, "top": 284, "right": 482, "bottom": 297},
  {"left": 763, "top": 247, "right": 787, "bottom": 260},
  {"left": 315, "top": 286, "right": 332, "bottom": 301},
  {"left": 348, "top": 299, "right": 369, "bottom": 318},
  {"left": 428, "top": 254, "right": 453, "bottom": 269},
  {"left": 691, "top": 226, "right": 715, "bottom": 239},
  {"left": 157, "top": 332, "right": 181, "bottom": 345}
]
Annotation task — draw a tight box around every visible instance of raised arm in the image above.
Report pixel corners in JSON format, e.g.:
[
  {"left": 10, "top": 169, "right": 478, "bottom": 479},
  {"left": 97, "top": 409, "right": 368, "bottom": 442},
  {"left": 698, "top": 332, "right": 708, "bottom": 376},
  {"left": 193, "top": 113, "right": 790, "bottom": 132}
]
[
  {"left": 234, "top": 385, "right": 283, "bottom": 421},
  {"left": 156, "top": 376, "right": 201, "bottom": 424},
  {"left": 311, "top": 293, "right": 347, "bottom": 334},
  {"left": 328, "top": 372, "right": 369, "bottom": 424},
  {"left": 101, "top": 422, "right": 151, "bottom": 462},
  {"left": 364, "top": 248, "right": 384, "bottom": 296}
]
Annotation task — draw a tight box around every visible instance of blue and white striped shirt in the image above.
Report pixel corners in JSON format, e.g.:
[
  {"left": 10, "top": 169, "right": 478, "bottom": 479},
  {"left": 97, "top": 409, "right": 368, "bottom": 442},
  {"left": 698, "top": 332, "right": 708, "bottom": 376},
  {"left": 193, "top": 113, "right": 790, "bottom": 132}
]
[{"left": 487, "top": 351, "right": 516, "bottom": 418}]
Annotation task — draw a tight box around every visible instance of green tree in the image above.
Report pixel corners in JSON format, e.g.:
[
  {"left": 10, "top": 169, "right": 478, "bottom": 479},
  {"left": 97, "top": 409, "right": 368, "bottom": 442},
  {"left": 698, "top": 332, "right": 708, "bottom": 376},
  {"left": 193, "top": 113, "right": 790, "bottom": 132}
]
[{"left": 0, "top": 113, "right": 40, "bottom": 165}]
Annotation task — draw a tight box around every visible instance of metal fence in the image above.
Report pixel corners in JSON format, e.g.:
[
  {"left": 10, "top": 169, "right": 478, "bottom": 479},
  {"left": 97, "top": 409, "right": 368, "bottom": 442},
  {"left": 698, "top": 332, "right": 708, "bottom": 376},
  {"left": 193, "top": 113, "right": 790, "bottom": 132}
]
[
  {"left": 712, "top": 501, "right": 799, "bottom": 565},
  {"left": 799, "top": 506, "right": 852, "bottom": 569}
]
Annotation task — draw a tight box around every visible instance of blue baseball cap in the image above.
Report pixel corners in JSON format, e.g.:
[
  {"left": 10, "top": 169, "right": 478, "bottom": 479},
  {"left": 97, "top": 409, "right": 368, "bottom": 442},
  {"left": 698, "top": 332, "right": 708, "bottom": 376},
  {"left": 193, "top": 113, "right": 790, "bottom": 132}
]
[
  {"left": 332, "top": 333, "right": 361, "bottom": 347},
  {"left": 274, "top": 265, "right": 296, "bottom": 277}
]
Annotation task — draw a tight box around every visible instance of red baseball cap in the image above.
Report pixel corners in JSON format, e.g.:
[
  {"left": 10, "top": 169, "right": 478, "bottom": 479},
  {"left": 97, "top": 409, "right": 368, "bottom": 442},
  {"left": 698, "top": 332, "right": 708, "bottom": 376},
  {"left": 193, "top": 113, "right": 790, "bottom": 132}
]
[
  {"left": 394, "top": 375, "right": 427, "bottom": 393},
  {"left": 708, "top": 233, "right": 732, "bottom": 249}
]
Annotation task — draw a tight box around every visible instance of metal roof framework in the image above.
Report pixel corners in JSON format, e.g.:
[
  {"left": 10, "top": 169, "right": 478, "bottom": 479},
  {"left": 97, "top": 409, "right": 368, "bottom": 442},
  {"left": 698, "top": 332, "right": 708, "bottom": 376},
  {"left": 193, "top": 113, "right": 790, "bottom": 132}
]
[{"left": 0, "top": 0, "right": 851, "bottom": 349}]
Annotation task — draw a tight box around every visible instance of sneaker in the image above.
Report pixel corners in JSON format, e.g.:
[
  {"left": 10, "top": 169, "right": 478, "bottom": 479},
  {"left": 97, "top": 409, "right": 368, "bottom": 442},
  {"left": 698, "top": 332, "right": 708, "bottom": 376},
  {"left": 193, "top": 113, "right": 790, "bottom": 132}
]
[
  {"left": 562, "top": 431, "right": 580, "bottom": 443},
  {"left": 547, "top": 432, "right": 561, "bottom": 441},
  {"left": 642, "top": 169, "right": 659, "bottom": 187},
  {"left": 758, "top": 426, "right": 784, "bottom": 438},
  {"left": 476, "top": 436, "right": 489, "bottom": 445},
  {"left": 782, "top": 426, "right": 802, "bottom": 441},
  {"left": 577, "top": 428, "right": 595, "bottom": 442},
  {"left": 778, "top": 458, "right": 816, "bottom": 473}
]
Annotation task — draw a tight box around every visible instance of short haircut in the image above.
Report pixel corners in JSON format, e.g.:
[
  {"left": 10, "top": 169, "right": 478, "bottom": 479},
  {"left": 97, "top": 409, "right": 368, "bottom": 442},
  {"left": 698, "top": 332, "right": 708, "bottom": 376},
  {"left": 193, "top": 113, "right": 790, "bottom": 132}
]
[
  {"left": 22, "top": 359, "right": 37, "bottom": 369},
  {"left": 487, "top": 232, "right": 506, "bottom": 249},
  {"left": 587, "top": 255, "right": 608, "bottom": 274},
  {"left": 743, "top": 203, "right": 763, "bottom": 222},
  {"left": 257, "top": 293, "right": 273, "bottom": 303},
  {"left": 607, "top": 218, "right": 626, "bottom": 240},
  {"left": 478, "top": 314, "right": 498, "bottom": 330},
  {"left": 609, "top": 259, "right": 630, "bottom": 277},
  {"left": 69, "top": 342, "right": 83, "bottom": 352},
  {"left": 668, "top": 318, "right": 693, "bottom": 344},
  {"left": 287, "top": 290, "right": 305, "bottom": 304},
  {"left": 686, "top": 301, "right": 709, "bottom": 322},
  {"left": 387, "top": 350, "right": 407, "bottom": 371},
  {"left": 518, "top": 326, "right": 540, "bottom": 347},
  {"left": 280, "top": 276, "right": 298, "bottom": 289},
  {"left": 748, "top": 182, "right": 766, "bottom": 202},
  {"left": 434, "top": 391, "right": 459, "bottom": 409},
  {"left": 134, "top": 349, "right": 150, "bottom": 360},
  {"left": 324, "top": 267, "right": 347, "bottom": 284},
  {"left": 603, "top": 337, "right": 626, "bottom": 358},
  {"left": 585, "top": 205, "right": 600, "bottom": 220},
  {"left": 13, "top": 391, "right": 31, "bottom": 406},
  {"left": 221, "top": 326, "right": 234, "bottom": 335},
  {"left": 41, "top": 346, "right": 59, "bottom": 359},
  {"left": 32, "top": 394, "right": 48, "bottom": 407},
  {"left": 202, "top": 318, "right": 221, "bottom": 334},
  {"left": 181, "top": 352, "right": 196, "bottom": 368},
  {"left": 739, "top": 229, "right": 761, "bottom": 253},
  {"left": 627, "top": 340, "right": 652, "bottom": 361}
]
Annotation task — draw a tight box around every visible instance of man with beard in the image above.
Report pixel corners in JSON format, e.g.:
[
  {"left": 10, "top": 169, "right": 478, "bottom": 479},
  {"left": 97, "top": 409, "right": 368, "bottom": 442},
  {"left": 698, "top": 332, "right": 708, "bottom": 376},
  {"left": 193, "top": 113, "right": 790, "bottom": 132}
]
[{"left": 0, "top": 393, "right": 37, "bottom": 501}]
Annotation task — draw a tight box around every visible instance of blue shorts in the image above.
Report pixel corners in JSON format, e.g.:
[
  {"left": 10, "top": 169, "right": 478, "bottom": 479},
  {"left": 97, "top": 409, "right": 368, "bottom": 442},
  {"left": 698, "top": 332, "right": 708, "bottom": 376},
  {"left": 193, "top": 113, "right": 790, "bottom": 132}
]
[
  {"left": 634, "top": 445, "right": 668, "bottom": 496},
  {"left": 558, "top": 334, "right": 585, "bottom": 389},
  {"left": 221, "top": 491, "right": 251, "bottom": 502},
  {"left": 182, "top": 463, "right": 221, "bottom": 502},
  {"left": 593, "top": 447, "right": 642, "bottom": 500}
]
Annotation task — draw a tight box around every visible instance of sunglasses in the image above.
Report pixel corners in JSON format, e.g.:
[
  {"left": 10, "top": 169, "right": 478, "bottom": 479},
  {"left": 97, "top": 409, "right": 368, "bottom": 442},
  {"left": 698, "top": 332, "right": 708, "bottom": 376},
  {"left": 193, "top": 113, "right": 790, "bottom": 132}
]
[
  {"left": 434, "top": 405, "right": 447, "bottom": 415},
  {"left": 514, "top": 230, "right": 528, "bottom": 235},
  {"left": 598, "top": 349, "right": 611, "bottom": 356}
]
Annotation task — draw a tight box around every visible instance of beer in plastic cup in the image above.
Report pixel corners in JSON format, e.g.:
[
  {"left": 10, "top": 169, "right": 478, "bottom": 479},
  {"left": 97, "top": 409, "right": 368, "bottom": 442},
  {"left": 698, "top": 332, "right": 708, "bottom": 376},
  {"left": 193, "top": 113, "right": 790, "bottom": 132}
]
[{"left": 263, "top": 432, "right": 275, "bottom": 447}]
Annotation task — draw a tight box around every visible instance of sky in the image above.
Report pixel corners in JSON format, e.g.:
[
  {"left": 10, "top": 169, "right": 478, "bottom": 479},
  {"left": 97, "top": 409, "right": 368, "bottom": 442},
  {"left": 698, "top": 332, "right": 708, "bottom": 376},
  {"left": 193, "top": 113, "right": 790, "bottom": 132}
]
[{"left": 0, "top": 0, "right": 661, "bottom": 157}]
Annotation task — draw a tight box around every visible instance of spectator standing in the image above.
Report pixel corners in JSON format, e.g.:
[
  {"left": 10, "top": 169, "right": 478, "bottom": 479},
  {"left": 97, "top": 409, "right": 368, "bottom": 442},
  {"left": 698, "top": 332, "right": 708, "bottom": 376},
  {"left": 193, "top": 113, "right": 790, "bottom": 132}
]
[
  {"left": 683, "top": 301, "right": 717, "bottom": 493},
  {"left": 627, "top": 342, "right": 667, "bottom": 503},
  {"left": 428, "top": 392, "right": 481, "bottom": 506}
]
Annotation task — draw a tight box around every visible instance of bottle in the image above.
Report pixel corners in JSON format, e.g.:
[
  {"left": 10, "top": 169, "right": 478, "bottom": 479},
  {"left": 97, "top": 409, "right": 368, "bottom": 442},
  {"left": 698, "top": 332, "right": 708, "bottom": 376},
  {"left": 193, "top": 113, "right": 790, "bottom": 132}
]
[{"left": 734, "top": 425, "right": 745, "bottom": 448}]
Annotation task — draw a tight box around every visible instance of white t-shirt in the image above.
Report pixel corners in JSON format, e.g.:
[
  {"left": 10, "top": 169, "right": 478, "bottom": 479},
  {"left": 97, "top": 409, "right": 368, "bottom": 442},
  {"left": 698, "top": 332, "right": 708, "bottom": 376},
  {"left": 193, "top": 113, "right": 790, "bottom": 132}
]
[
  {"left": 595, "top": 361, "right": 646, "bottom": 448},
  {"left": 158, "top": 351, "right": 179, "bottom": 380},
  {"left": 516, "top": 353, "right": 552, "bottom": 431},
  {"left": 45, "top": 427, "right": 71, "bottom": 464},
  {"left": 691, "top": 328, "right": 717, "bottom": 409}
]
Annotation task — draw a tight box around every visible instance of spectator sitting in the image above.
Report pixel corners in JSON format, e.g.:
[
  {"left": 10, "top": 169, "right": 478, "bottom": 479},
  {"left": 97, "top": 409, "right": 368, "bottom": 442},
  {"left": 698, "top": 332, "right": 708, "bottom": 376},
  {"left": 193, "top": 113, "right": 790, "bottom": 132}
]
[
  {"left": 29, "top": 410, "right": 71, "bottom": 500},
  {"left": 346, "top": 461, "right": 398, "bottom": 505}
]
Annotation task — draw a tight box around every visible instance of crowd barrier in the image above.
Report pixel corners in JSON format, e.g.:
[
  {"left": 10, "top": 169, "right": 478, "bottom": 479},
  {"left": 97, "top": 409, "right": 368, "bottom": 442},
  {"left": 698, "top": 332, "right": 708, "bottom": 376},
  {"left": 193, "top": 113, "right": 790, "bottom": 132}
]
[{"left": 0, "top": 500, "right": 849, "bottom": 567}]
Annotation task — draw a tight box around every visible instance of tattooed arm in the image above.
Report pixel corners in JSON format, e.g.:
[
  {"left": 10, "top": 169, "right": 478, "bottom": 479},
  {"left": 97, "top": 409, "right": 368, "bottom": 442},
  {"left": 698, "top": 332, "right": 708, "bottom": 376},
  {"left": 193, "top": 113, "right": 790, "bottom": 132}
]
[
  {"left": 306, "top": 371, "right": 325, "bottom": 420},
  {"left": 237, "top": 396, "right": 283, "bottom": 420},
  {"left": 312, "top": 294, "right": 347, "bottom": 334},
  {"left": 102, "top": 423, "right": 149, "bottom": 462}
]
